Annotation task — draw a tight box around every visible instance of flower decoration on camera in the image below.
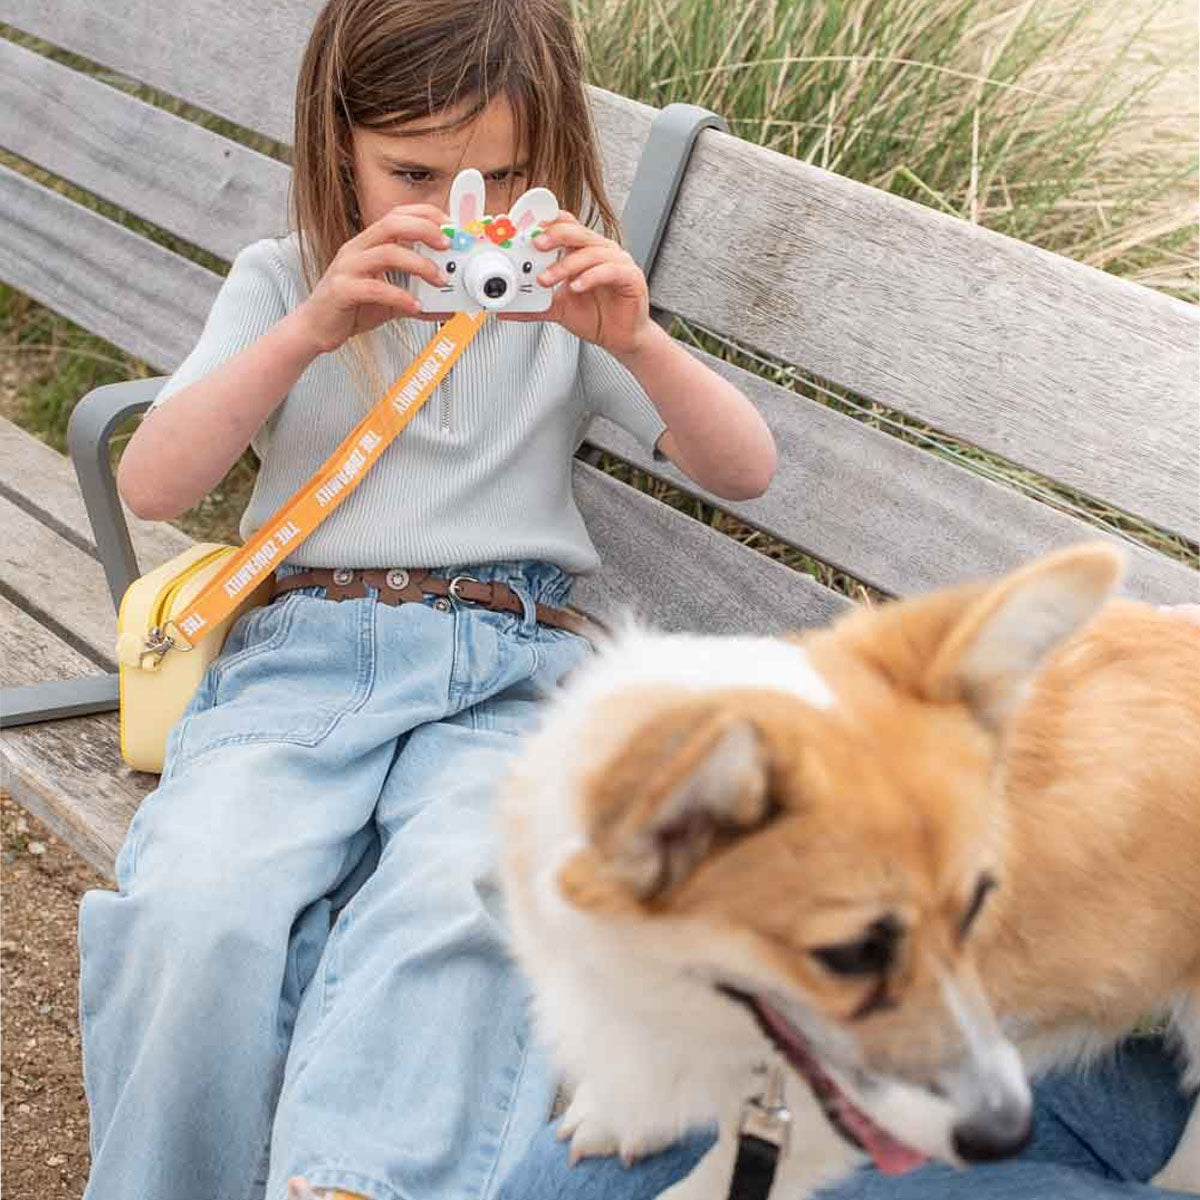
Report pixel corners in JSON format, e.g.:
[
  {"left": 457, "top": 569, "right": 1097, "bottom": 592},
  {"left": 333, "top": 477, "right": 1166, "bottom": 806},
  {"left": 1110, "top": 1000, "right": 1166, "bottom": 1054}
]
[{"left": 441, "top": 215, "right": 543, "bottom": 253}]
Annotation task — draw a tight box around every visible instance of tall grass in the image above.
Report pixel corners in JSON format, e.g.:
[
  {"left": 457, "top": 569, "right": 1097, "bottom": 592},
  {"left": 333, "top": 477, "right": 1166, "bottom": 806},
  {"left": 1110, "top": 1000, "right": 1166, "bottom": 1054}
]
[{"left": 576, "top": 0, "right": 1198, "bottom": 298}]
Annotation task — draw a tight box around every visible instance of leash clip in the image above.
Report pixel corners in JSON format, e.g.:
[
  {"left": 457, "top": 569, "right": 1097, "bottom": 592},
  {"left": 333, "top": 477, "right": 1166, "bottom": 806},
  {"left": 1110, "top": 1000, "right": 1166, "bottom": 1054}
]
[
  {"left": 739, "top": 1063, "right": 792, "bottom": 1154},
  {"left": 727, "top": 1063, "right": 791, "bottom": 1200}
]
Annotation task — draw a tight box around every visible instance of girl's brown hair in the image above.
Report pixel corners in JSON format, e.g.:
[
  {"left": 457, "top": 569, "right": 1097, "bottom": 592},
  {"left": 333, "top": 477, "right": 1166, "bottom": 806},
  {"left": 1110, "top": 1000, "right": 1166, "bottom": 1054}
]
[{"left": 292, "top": 0, "right": 618, "bottom": 295}]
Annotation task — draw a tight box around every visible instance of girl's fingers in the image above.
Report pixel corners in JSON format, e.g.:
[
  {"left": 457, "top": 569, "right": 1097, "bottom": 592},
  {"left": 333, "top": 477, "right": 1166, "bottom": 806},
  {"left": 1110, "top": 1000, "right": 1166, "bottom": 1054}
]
[
  {"left": 566, "top": 261, "right": 642, "bottom": 295},
  {"left": 534, "top": 218, "right": 606, "bottom": 252},
  {"left": 538, "top": 244, "right": 626, "bottom": 287},
  {"left": 350, "top": 278, "right": 421, "bottom": 313},
  {"left": 355, "top": 209, "right": 450, "bottom": 251},
  {"left": 353, "top": 243, "right": 446, "bottom": 287}
]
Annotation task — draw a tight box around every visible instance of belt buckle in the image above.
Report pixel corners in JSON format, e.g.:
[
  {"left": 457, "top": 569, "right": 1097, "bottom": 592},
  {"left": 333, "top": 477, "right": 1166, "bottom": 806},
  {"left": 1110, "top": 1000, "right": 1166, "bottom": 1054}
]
[{"left": 447, "top": 574, "right": 480, "bottom": 603}]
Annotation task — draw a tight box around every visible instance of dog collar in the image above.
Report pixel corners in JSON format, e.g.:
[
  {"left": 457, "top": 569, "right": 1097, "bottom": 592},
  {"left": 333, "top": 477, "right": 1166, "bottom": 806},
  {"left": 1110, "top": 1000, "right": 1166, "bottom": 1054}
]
[{"left": 729, "top": 1065, "right": 791, "bottom": 1200}]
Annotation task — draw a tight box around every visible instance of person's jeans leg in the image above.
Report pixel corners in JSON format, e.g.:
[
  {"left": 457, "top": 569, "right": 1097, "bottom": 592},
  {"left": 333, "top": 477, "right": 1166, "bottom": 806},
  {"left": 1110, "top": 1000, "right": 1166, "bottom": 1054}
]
[
  {"left": 499, "top": 1038, "right": 1195, "bottom": 1200},
  {"left": 80, "top": 593, "right": 392, "bottom": 1200},
  {"left": 266, "top": 588, "right": 591, "bottom": 1200}
]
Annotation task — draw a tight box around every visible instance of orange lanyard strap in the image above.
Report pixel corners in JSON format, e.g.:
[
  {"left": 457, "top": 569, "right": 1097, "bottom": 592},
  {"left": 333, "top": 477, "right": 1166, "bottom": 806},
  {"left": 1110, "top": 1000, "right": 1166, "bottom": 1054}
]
[{"left": 169, "top": 310, "right": 490, "bottom": 646}]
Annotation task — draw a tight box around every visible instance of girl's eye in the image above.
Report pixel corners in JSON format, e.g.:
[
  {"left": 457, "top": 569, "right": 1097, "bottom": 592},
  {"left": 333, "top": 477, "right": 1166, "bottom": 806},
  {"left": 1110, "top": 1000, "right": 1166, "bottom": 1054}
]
[
  {"left": 810, "top": 916, "right": 901, "bottom": 977},
  {"left": 393, "top": 170, "right": 433, "bottom": 185}
]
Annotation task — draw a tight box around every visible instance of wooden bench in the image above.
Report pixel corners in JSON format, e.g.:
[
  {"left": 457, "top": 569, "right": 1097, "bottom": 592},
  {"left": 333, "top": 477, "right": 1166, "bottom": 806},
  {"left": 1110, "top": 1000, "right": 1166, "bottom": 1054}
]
[{"left": 1, "top": 2, "right": 1197, "bottom": 881}]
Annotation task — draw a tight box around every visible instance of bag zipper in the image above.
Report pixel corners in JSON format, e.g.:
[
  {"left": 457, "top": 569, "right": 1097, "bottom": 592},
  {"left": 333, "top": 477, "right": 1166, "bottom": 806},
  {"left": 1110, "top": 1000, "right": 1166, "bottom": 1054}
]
[{"left": 149, "top": 546, "right": 231, "bottom": 634}]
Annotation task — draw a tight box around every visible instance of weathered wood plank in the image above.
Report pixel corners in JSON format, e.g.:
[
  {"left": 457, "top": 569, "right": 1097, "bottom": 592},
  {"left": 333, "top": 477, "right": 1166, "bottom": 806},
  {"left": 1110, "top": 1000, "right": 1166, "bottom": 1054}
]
[
  {"left": 0, "top": 596, "right": 148, "bottom": 878},
  {"left": 0, "top": 418, "right": 195, "bottom": 571},
  {"left": 0, "top": 164, "right": 220, "bottom": 371},
  {"left": 585, "top": 349, "right": 1199, "bottom": 605},
  {"left": 573, "top": 462, "right": 849, "bottom": 633},
  {"left": 0, "top": 38, "right": 290, "bottom": 262},
  {"left": 1, "top": 496, "right": 122, "bottom": 668},
  {"left": 3, "top": 0, "right": 306, "bottom": 145},
  {"left": 589, "top": 92, "right": 1200, "bottom": 541}
]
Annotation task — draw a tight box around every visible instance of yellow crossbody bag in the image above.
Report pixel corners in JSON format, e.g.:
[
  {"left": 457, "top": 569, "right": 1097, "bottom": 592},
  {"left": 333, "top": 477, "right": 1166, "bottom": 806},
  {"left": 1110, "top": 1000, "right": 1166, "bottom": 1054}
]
[{"left": 114, "top": 312, "right": 488, "bottom": 773}]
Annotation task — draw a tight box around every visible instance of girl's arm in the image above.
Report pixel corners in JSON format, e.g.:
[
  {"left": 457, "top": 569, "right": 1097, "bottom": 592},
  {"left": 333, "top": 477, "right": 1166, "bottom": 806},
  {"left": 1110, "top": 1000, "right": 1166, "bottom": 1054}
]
[
  {"left": 528, "top": 214, "right": 777, "bottom": 502},
  {"left": 117, "top": 312, "right": 323, "bottom": 520},
  {"left": 612, "top": 324, "right": 776, "bottom": 501},
  {"left": 117, "top": 205, "right": 449, "bottom": 522}
]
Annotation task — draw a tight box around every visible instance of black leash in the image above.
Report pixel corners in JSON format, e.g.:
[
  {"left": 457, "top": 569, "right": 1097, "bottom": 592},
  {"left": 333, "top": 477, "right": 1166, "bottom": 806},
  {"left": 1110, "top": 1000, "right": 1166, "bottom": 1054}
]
[{"left": 728, "top": 1065, "right": 791, "bottom": 1200}]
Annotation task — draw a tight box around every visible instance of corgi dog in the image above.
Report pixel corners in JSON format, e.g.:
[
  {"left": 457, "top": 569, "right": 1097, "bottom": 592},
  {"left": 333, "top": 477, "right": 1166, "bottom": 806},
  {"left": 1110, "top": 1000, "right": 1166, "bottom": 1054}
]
[{"left": 500, "top": 545, "right": 1200, "bottom": 1199}]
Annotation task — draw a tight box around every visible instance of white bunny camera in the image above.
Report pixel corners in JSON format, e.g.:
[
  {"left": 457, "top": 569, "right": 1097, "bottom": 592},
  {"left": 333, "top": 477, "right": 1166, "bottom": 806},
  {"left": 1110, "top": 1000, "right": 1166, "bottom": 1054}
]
[{"left": 412, "top": 168, "right": 561, "bottom": 313}]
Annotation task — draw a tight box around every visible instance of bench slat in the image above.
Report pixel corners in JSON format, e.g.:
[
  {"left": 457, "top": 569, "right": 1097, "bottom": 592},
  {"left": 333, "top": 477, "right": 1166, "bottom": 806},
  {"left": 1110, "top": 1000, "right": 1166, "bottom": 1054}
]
[
  {"left": 0, "top": 38, "right": 290, "bottom": 263},
  {"left": 0, "top": 163, "right": 219, "bottom": 370},
  {"left": 0, "top": 419, "right": 194, "bottom": 570},
  {"left": 586, "top": 349, "right": 1200, "bottom": 604},
  {"left": 3, "top": 0, "right": 304, "bottom": 145},
  {"left": 589, "top": 93, "right": 1200, "bottom": 541},
  {"left": 0, "top": 596, "right": 146, "bottom": 878},
  {"left": 1, "top": 495, "right": 122, "bottom": 669},
  {"left": 573, "top": 462, "right": 849, "bottom": 632}
]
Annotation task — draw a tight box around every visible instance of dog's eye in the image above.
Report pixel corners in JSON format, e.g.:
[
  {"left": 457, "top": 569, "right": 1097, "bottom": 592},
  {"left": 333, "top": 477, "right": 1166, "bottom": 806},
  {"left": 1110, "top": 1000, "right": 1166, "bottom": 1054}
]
[
  {"left": 522, "top": 260, "right": 533, "bottom": 274},
  {"left": 811, "top": 916, "right": 900, "bottom": 977},
  {"left": 445, "top": 260, "right": 457, "bottom": 274},
  {"left": 959, "top": 871, "right": 997, "bottom": 939}
]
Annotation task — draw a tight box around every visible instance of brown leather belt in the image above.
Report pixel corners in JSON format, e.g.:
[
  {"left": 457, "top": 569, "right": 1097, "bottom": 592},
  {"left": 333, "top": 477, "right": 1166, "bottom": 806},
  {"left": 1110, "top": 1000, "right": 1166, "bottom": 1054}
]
[{"left": 270, "top": 568, "right": 599, "bottom": 639}]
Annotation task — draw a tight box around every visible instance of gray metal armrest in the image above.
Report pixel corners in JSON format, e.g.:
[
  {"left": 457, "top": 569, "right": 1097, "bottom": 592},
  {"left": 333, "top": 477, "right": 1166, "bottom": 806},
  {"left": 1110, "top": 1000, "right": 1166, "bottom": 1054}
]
[
  {"left": 0, "top": 378, "right": 165, "bottom": 730},
  {"left": 67, "top": 376, "right": 167, "bottom": 610}
]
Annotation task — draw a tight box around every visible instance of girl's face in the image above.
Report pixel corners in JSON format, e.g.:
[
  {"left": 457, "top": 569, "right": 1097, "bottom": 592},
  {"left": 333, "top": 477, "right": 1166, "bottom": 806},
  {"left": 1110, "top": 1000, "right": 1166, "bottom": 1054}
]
[{"left": 350, "top": 95, "right": 529, "bottom": 229}]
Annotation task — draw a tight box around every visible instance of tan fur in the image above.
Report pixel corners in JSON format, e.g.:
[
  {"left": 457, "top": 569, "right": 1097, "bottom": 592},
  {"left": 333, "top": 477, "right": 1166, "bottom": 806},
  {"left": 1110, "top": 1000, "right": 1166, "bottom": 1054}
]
[
  {"left": 563, "top": 554, "right": 1200, "bottom": 1061},
  {"left": 502, "top": 545, "right": 1200, "bottom": 1191}
]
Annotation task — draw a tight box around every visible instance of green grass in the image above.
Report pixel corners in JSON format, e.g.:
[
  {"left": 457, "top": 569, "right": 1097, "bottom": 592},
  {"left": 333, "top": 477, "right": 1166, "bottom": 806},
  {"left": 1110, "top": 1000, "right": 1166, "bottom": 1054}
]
[{"left": 575, "top": 0, "right": 1197, "bottom": 298}]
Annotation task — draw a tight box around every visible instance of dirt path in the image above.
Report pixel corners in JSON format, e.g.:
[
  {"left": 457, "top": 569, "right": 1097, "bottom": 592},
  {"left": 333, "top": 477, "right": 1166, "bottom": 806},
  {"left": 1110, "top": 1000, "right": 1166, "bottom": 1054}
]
[{"left": 2, "top": 793, "right": 109, "bottom": 1196}]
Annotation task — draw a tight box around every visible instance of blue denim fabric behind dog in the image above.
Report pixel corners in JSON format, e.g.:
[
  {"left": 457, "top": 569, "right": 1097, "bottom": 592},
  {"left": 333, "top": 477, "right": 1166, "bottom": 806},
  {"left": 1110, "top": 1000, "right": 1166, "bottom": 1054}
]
[
  {"left": 79, "top": 560, "right": 590, "bottom": 1200},
  {"left": 499, "top": 1037, "right": 1195, "bottom": 1200}
]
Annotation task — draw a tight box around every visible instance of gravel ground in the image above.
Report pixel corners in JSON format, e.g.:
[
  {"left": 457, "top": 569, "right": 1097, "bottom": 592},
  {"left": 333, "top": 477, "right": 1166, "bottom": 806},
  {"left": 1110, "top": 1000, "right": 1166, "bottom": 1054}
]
[{"left": 2, "top": 792, "right": 108, "bottom": 1196}]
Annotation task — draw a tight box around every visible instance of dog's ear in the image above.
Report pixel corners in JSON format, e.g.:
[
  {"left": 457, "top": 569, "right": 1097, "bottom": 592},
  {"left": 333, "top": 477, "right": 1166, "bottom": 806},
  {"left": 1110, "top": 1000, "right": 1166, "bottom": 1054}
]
[
  {"left": 559, "top": 701, "right": 772, "bottom": 908},
  {"left": 924, "top": 543, "right": 1123, "bottom": 727}
]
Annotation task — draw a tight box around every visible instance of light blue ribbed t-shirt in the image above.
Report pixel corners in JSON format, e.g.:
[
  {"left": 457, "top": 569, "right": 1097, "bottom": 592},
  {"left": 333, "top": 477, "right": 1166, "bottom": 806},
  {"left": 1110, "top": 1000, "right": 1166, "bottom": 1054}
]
[{"left": 151, "top": 235, "right": 666, "bottom": 573}]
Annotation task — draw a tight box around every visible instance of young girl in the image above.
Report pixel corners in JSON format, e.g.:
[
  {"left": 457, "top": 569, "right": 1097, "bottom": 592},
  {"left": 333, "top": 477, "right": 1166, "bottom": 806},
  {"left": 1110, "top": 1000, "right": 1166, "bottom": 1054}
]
[{"left": 80, "top": 1, "right": 774, "bottom": 1198}]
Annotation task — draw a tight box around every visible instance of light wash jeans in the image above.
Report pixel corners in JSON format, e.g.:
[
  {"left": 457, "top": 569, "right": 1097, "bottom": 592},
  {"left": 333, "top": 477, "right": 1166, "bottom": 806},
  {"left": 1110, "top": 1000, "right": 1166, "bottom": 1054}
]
[
  {"left": 79, "top": 560, "right": 591, "bottom": 1200},
  {"left": 500, "top": 1036, "right": 1195, "bottom": 1200}
]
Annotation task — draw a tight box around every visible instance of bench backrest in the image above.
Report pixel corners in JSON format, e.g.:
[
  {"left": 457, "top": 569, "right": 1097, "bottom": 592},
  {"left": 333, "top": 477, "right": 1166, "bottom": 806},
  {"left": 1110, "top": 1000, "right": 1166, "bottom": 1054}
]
[{"left": 2, "top": 0, "right": 1197, "bottom": 632}]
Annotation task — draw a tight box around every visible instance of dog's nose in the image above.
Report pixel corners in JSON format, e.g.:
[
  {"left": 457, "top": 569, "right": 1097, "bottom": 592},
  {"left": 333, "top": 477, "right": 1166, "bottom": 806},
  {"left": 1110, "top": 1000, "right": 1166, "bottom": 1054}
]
[{"left": 952, "top": 1105, "right": 1033, "bottom": 1162}]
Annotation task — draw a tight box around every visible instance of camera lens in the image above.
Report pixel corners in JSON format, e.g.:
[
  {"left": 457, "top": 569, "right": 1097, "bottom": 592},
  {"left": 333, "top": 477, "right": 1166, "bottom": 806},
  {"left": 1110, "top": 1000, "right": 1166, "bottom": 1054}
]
[{"left": 465, "top": 249, "right": 517, "bottom": 309}]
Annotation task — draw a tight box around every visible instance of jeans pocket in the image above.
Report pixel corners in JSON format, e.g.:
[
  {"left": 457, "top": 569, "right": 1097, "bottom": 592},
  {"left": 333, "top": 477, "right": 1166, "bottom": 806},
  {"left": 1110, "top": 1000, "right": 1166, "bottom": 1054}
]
[{"left": 174, "top": 596, "right": 376, "bottom": 768}]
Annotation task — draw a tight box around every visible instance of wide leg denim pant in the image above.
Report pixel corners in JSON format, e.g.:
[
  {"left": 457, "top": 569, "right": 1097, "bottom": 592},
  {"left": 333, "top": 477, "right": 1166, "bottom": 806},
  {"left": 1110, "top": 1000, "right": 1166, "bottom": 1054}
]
[{"left": 79, "top": 561, "right": 590, "bottom": 1200}]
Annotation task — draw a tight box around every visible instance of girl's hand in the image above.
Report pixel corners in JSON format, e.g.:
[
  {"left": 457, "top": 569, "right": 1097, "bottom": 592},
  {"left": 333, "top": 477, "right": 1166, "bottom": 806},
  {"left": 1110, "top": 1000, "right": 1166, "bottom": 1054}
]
[
  {"left": 294, "top": 204, "right": 451, "bottom": 355},
  {"left": 504, "top": 213, "right": 655, "bottom": 359}
]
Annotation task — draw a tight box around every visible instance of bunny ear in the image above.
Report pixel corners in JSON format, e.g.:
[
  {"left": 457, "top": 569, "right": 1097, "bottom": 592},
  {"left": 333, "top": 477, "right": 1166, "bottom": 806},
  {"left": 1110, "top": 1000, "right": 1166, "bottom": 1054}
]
[
  {"left": 508, "top": 186, "right": 560, "bottom": 234},
  {"left": 450, "top": 168, "right": 486, "bottom": 228}
]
